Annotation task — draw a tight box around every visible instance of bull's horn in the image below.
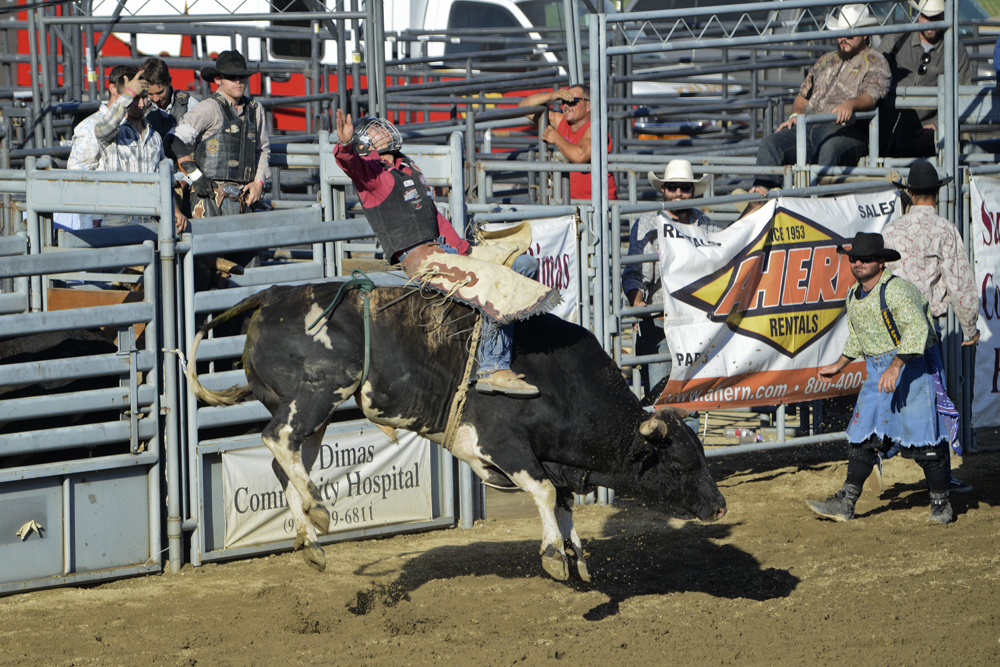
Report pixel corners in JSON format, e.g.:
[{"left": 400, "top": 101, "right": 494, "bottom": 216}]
[
  {"left": 639, "top": 417, "right": 667, "bottom": 439},
  {"left": 215, "top": 258, "right": 245, "bottom": 276},
  {"left": 656, "top": 405, "right": 690, "bottom": 420}
]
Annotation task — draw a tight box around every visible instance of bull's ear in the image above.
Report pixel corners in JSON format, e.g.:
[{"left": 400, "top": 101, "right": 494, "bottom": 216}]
[
  {"left": 639, "top": 416, "right": 668, "bottom": 440},
  {"left": 656, "top": 406, "right": 689, "bottom": 420}
]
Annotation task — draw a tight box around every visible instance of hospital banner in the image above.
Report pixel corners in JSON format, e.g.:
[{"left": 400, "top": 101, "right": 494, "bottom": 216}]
[
  {"left": 484, "top": 215, "right": 580, "bottom": 322},
  {"left": 655, "top": 191, "right": 901, "bottom": 410},
  {"left": 221, "top": 427, "right": 432, "bottom": 550},
  {"left": 970, "top": 177, "right": 1000, "bottom": 427}
]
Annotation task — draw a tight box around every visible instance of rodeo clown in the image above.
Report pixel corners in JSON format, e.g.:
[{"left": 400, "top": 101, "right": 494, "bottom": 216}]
[
  {"left": 807, "top": 232, "right": 960, "bottom": 524},
  {"left": 333, "top": 109, "right": 558, "bottom": 397}
]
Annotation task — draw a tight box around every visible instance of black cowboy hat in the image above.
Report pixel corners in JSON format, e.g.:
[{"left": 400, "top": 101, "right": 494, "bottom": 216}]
[
  {"left": 201, "top": 50, "right": 258, "bottom": 81},
  {"left": 837, "top": 231, "right": 901, "bottom": 262},
  {"left": 890, "top": 160, "right": 953, "bottom": 190}
]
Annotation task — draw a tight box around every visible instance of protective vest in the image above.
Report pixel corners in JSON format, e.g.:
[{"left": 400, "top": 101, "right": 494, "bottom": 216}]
[
  {"left": 170, "top": 90, "right": 191, "bottom": 124},
  {"left": 194, "top": 93, "right": 258, "bottom": 184},
  {"left": 363, "top": 156, "right": 439, "bottom": 262}
]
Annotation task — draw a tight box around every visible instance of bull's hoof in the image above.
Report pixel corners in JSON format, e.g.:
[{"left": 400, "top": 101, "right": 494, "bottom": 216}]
[
  {"left": 575, "top": 559, "right": 592, "bottom": 583},
  {"left": 541, "top": 545, "right": 569, "bottom": 581},
  {"left": 301, "top": 540, "right": 327, "bottom": 572},
  {"left": 305, "top": 503, "right": 331, "bottom": 533},
  {"left": 293, "top": 532, "right": 306, "bottom": 551}
]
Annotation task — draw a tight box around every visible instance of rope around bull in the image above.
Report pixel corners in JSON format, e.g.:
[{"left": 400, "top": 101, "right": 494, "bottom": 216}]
[{"left": 308, "top": 270, "right": 375, "bottom": 386}]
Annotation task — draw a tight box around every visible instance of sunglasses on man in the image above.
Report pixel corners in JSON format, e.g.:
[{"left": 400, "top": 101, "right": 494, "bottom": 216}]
[
  {"left": 917, "top": 51, "right": 932, "bottom": 76},
  {"left": 562, "top": 97, "right": 588, "bottom": 107},
  {"left": 663, "top": 183, "right": 694, "bottom": 194},
  {"left": 850, "top": 255, "right": 878, "bottom": 264},
  {"left": 221, "top": 73, "right": 249, "bottom": 81}
]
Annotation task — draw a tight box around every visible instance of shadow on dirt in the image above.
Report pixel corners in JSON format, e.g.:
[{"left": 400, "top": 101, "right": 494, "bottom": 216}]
[{"left": 352, "top": 505, "right": 799, "bottom": 622}]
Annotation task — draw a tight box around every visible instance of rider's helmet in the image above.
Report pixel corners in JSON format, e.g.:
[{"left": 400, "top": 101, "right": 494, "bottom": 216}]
[{"left": 352, "top": 116, "right": 403, "bottom": 156}]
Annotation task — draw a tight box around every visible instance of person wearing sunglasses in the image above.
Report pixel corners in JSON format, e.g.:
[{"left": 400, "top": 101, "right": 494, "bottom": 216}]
[
  {"left": 622, "top": 160, "right": 723, "bottom": 429},
  {"left": 750, "top": 4, "right": 890, "bottom": 195},
  {"left": 171, "top": 50, "right": 270, "bottom": 225},
  {"left": 879, "top": 0, "right": 971, "bottom": 157},
  {"left": 517, "top": 85, "right": 617, "bottom": 202},
  {"left": 809, "top": 232, "right": 958, "bottom": 524}
]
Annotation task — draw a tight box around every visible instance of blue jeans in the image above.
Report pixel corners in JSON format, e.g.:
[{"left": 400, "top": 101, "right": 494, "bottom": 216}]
[
  {"left": 753, "top": 121, "right": 867, "bottom": 190},
  {"left": 478, "top": 253, "right": 539, "bottom": 375},
  {"left": 400, "top": 239, "right": 539, "bottom": 376},
  {"left": 635, "top": 318, "right": 700, "bottom": 432}
]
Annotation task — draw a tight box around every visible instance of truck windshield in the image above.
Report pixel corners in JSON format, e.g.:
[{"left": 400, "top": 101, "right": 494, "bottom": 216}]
[{"left": 517, "top": 0, "right": 618, "bottom": 29}]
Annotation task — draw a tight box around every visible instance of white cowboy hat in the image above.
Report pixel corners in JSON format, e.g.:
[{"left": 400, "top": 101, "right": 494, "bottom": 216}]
[
  {"left": 908, "top": 0, "right": 945, "bottom": 17},
  {"left": 648, "top": 159, "right": 712, "bottom": 197},
  {"left": 825, "top": 4, "right": 879, "bottom": 30}
]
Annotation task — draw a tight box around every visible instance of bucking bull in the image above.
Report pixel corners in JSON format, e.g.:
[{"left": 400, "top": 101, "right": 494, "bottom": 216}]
[{"left": 186, "top": 282, "right": 727, "bottom": 581}]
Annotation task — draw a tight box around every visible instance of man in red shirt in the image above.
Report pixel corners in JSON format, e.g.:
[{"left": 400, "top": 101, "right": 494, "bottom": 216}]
[
  {"left": 518, "top": 85, "right": 617, "bottom": 202},
  {"left": 334, "top": 109, "right": 539, "bottom": 398}
]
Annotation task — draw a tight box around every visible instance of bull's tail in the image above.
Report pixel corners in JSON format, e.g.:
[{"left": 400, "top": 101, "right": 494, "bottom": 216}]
[{"left": 186, "top": 289, "right": 269, "bottom": 407}]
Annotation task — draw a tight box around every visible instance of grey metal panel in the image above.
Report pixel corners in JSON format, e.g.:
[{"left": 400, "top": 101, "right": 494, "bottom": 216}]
[
  {"left": 0, "top": 478, "right": 63, "bottom": 584},
  {"left": 0, "top": 419, "right": 157, "bottom": 457},
  {"left": 0, "top": 293, "right": 28, "bottom": 315},
  {"left": 0, "top": 385, "right": 156, "bottom": 423},
  {"left": 1, "top": 351, "right": 154, "bottom": 386},
  {"left": 190, "top": 270, "right": 408, "bottom": 314},
  {"left": 192, "top": 335, "right": 245, "bottom": 362},
  {"left": 0, "top": 236, "right": 27, "bottom": 257},
  {"left": 56, "top": 224, "right": 160, "bottom": 249},
  {"left": 0, "top": 564, "right": 161, "bottom": 596},
  {"left": 188, "top": 207, "right": 320, "bottom": 235},
  {"left": 0, "top": 245, "right": 153, "bottom": 278},
  {"left": 227, "top": 262, "right": 324, "bottom": 287},
  {"left": 190, "top": 220, "right": 373, "bottom": 255},
  {"left": 72, "top": 468, "right": 150, "bottom": 573},
  {"left": 322, "top": 143, "right": 455, "bottom": 186},
  {"left": 28, "top": 172, "right": 164, "bottom": 216},
  {"left": 0, "top": 302, "right": 154, "bottom": 338},
  {"left": 195, "top": 401, "right": 272, "bottom": 427},
  {"left": 0, "top": 451, "right": 158, "bottom": 484}
]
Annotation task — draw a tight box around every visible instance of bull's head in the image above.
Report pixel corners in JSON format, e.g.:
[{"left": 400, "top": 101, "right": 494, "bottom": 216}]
[{"left": 622, "top": 407, "right": 727, "bottom": 522}]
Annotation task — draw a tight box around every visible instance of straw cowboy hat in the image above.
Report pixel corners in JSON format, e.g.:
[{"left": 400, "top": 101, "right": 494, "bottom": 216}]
[
  {"left": 648, "top": 159, "right": 712, "bottom": 197},
  {"left": 890, "top": 160, "right": 953, "bottom": 190},
  {"left": 909, "top": 0, "right": 945, "bottom": 17},
  {"left": 836, "top": 232, "right": 901, "bottom": 262},
  {"left": 201, "top": 50, "right": 258, "bottom": 82},
  {"left": 825, "top": 4, "right": 879, "bottom": 30}
]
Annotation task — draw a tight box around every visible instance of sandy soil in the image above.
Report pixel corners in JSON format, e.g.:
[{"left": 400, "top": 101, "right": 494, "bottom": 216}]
[{"left": 2, "top": 442, "right": 999, "bottom": 667}]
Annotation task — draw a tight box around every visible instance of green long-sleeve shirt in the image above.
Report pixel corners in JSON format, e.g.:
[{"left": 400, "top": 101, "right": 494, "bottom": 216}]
[{"left": 843, "top": 269, "right": 937, "bottom": 359}]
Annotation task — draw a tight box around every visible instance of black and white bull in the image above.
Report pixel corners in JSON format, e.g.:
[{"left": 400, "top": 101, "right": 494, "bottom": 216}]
[{"left": 186, "top": 282, "right": 727, "bottom": 580}]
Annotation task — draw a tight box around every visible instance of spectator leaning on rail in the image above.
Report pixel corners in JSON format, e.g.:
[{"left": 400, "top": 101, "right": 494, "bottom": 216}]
[
  {"left": 878, "top": 0, "right": 971, "bottom": 158},
  {"left": 516, "top": 85, "right": 617, "bottom": 202},
  {"left": 94, "top": 69, "right": 187, "bottom": 234},
  {"left": 750, "top": 4, "right": 890, "bottom": 195},
  {"left": 333, "top": 109, "right": 542, "bottom": 398},
  {"left": 169, "top": 50, "right": 270, "bottom": 221},
  {"left": 880, "top": 160, "right": 979, "bottom": 493},
  {"left": 807, "top": 232, "right": 959, "bottom": 524},
  {"left": 622, "top": 159, "right": 723, "bottom": 428},
  {"left": 61, "top": 64, "right": 134, "bottom": 230}
]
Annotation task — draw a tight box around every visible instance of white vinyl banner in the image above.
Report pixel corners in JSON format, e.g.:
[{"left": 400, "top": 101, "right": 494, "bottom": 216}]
[
  {"left": 655, "top": 191, "right": 901, "bottom": 409},
  {"left": 222, "top": 428, "right": 432, "bottom": 550},
  {"left": 970, "top": 177, "right": 1000, "bottom": 427},
  {"left": 483, "top": 215, "right": 579, "bottom": 322}
]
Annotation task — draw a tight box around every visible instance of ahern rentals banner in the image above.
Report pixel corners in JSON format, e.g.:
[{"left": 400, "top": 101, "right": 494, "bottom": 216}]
[
  {"left": 222, "top": 427, "right": 432, "bottom": 550},
  {"left": 655, "top": 191, "right": 901, "bottom": 410},
  {"left": 971, "top": 177, "right": 1000, "bottom": 427}
]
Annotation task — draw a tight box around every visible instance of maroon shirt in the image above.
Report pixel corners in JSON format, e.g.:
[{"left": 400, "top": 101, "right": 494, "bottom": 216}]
[{"left": 333, "top": 142, "right": 470, "bottom": 255}]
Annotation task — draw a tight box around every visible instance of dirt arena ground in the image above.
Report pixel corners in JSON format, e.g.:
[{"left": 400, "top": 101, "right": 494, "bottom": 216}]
[{"left": 2, "top": 438, "right": 999, "bottom": 667}]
